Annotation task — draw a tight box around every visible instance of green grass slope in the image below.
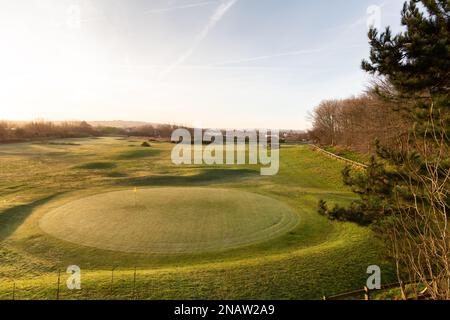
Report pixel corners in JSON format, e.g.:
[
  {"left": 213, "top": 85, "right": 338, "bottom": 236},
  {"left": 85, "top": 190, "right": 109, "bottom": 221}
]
[{"left": 0, "top": 137, "right": 395, "bottom": 299}]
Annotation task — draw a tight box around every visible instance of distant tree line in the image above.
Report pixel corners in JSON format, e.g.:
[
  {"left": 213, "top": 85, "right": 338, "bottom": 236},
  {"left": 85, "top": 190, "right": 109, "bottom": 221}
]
[
  {"left": 0, "top": 120, "right": 101, "bottom": 143},
  {"left": 0, "top": 120, "right": 190, "bottom": 143},
  {"left": 129, "top": 124, "right": 185, "bottom": 139},
  {"left": 0, "top": 121, "right": 303, "bottom": 145},
  {"left": 309, "top": 89, "right": 411, "bottom": 153}
]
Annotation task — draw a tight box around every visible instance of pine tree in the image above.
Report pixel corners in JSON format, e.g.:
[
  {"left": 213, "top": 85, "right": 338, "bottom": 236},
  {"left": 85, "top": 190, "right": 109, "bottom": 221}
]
[
  {"left": 362, "top": 0, "right": 449, "bottom": 138},
  {"left": 319, "top": 0, "right": 449, "bottom": 299}
]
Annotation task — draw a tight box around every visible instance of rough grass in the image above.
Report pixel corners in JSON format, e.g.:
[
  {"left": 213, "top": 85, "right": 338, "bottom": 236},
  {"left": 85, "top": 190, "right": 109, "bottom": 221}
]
[{"left": 0, "top": 137, "right": 395, "bottom": 299}]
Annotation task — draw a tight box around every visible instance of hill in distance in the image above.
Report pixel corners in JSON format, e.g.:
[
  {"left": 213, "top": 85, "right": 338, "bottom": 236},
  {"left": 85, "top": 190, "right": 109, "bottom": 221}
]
[{"left": 88, "top": 120, "right": 160, "bottom": 128}]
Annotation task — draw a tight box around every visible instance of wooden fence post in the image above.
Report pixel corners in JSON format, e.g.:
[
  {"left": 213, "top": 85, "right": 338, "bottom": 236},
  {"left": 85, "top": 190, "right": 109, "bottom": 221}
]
[
  {"left": 400, "top": 281, "right": 407, "bottom": 300},
  {"left": 110, "top": 266, "right": 116, "bottom": 297},
  {"left": 56, "top": 270, "right": 61, "bottom": 300},
  {"left": 364, "top": 286, "right": 370, "bottom": 300},
  {"left": 132, "top": 267, "right": 137, "bottom": 300}
]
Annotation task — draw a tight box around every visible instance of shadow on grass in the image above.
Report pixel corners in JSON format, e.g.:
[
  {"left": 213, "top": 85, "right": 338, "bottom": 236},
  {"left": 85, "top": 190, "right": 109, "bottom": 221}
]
[
  {"left": 115, "top": 149, "right": 161, "bottom": 160},
  {"left": 74, "top": 162, "right": 117, "bottom": 170},
  {"left": 118, "top": 168, "right": 259, "bottom": 187},
  {"left": 32, "top": 142, "right": 81, "bottom": 146},
  {"left": 104, "top": 171, "right": 129, "bottom": 178},
  {"left": 36, "top": 152, "right": 71, "bottom": 158},
  {"left": 0, "top": 195, "right": 61, "bottom": 241}
]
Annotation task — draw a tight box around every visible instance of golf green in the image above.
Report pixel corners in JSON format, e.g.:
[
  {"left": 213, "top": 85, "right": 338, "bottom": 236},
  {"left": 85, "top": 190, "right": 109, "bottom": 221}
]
[{"left": 39, "top": 187, "right": 300, "bottom": 253}]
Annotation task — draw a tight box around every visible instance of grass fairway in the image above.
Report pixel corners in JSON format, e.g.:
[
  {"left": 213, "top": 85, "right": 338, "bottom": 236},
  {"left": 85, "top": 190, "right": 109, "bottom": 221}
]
[
  {"left": 0, "top": 137, "right": 395, "bottom": 299},
  {"left": 40, "top": 188, "right": 299, "bottom": 253}
]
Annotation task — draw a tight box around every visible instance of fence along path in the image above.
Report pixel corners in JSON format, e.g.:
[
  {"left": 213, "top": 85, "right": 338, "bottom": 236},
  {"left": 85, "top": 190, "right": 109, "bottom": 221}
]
[{"left": 310, "top": 145, "right": 367, "bottom": 169}]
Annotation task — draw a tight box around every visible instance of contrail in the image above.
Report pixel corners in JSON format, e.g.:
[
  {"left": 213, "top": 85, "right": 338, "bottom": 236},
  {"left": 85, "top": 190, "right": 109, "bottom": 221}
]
[
  {"left": 143, "top": 1, "right": 216, "bottom": 14},
  {"left": 160, "top": 0, "right": 239, "bottom": 77},
  {"left": 77, "top": 1, "right": 217, "bottom": 24},
  {"left": 214, "top": 48, "right": 324, "bottom": 66}
]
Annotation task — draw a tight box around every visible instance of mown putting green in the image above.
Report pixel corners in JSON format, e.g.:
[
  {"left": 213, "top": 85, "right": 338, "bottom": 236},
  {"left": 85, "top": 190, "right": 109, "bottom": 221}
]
[{"left": 39, "top": 187, "right": 300, "bottom": 253}]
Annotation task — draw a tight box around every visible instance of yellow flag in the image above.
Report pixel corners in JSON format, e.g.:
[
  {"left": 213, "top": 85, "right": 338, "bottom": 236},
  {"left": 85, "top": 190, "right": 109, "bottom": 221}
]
[{"left": 133, "top": 187, "right": 138, "bottom": 193}]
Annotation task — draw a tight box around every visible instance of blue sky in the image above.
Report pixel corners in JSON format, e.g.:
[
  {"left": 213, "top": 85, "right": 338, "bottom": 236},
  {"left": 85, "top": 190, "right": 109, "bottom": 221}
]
[{"left": 0, "top": 0, "right": 406, "bottom": 129}]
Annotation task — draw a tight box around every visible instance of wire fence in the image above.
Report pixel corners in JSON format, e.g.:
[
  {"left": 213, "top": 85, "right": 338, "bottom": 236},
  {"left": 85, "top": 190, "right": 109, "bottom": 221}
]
[
  {"left": 323, "top": 279, "right": 434, "bottom": 300},
  {"left": 2, "top": 267, "right": 272, "bottom": 300},
  {"left": 4, "top": 275, "right": 207, "bottom": 300},
  {"left": 2, "top": 267, "right": 409, "bottom": 301}
]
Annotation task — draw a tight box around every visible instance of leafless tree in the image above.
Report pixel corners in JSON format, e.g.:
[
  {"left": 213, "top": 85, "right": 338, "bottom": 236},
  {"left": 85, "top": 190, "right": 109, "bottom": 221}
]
[
  {"left": 384, "top": 99, "right": 449, "bottom": 299},
  {"left": 310, "top": 93, "right": 410, "bottom": 154}
]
